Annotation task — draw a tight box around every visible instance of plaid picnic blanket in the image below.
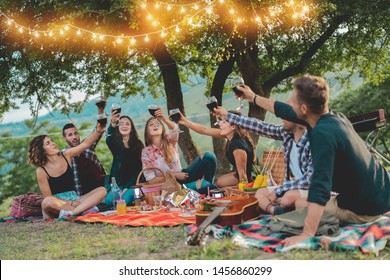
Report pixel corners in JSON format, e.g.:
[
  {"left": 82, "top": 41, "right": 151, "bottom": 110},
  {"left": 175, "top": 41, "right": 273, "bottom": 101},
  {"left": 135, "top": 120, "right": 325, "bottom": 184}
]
[
  {"left": 186, "top": 212, "right": 390, "bottom": 255},
  {"left": 76, "top": 209, "right": 195, "bottom": 227}
]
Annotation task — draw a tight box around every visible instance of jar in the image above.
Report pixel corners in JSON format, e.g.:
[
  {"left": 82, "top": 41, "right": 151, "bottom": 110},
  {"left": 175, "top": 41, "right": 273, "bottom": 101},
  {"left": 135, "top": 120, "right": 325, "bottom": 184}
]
[{"left": 116, "top": 199, "right": 127, "bottom": 216}]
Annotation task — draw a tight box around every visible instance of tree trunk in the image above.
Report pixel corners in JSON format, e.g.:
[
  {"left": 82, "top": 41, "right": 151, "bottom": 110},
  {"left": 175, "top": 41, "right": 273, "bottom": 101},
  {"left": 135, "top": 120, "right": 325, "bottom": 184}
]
[
  {"left": 235, "top": 37, "right": 269, "bottom": 145},
  {"left": 151, "top": 42, "right": 199, "bottom": 163},
  {"left": 210, "top": 58, "right": 235, "bottom": 175}
]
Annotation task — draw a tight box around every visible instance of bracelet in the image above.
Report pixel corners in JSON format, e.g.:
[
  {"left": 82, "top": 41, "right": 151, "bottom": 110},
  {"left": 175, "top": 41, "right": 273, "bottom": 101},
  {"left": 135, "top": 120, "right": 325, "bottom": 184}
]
[
  {"left": 253, "top": 95, "right": 257, "bottom": 105},
  {"left": 96, "top": 129, "right": 105, "bottom": 134}
]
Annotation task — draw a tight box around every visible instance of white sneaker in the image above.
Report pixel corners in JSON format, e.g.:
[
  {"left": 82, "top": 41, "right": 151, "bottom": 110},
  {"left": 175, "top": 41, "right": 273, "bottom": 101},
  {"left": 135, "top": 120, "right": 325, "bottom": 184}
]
[
  {"left": 58, "top": 210, "right": 74, "bottom": 219},
  {"left": 82, "top": 206, "right": 99, "bottom": 215}
]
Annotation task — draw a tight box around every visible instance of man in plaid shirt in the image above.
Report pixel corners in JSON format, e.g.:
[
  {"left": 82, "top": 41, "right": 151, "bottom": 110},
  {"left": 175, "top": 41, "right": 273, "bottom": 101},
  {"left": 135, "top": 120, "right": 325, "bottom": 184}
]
[
  {"left": 215, "top": 105, "right": 313, "bottom": 215},
  {"left": 62, "top": 100, "right": 106, "bottom": 196}
]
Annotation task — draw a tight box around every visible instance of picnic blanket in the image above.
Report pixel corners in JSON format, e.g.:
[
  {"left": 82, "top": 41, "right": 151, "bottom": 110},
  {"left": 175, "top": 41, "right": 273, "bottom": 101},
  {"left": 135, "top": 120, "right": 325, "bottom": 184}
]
[
  {"left": 187, "top": 212, "right": 390, "bottom": 255},
  {"left": 0, "top": 216, "right": 55, "bottom": 223},
  {"left": 76, "top": 209, "right": 195, "bottom": 227}
]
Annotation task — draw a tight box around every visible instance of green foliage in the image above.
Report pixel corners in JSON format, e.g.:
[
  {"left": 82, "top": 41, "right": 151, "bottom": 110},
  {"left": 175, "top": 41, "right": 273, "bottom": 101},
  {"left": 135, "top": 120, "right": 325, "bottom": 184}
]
[
  {"left": 0, "top": 121, "right": 63, "bottom": 202},
  {"left": 330, "top": 77, "right": 390, "bottom": 163}
]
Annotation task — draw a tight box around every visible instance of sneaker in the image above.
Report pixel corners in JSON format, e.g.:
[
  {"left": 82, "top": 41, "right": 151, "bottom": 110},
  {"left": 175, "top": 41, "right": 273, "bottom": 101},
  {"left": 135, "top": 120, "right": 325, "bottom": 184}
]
[
  {"left": 82, "top": 206, "right": 99, "bottom": 215},
  {"left": 58, "top": 209, "right": 74, "bottom": 219}
]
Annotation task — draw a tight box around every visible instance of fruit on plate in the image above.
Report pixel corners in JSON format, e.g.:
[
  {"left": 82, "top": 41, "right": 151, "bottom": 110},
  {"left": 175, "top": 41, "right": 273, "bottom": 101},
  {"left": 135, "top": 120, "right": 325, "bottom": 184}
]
[{"left": 238, "top": 180, "right": 248, "bottom": 191}]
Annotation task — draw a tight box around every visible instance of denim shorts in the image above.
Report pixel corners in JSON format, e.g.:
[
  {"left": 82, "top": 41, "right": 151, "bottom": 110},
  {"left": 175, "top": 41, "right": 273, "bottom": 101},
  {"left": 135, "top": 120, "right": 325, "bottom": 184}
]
[{"left": 54, "top": 191, "right": 79, "bottom": 201}]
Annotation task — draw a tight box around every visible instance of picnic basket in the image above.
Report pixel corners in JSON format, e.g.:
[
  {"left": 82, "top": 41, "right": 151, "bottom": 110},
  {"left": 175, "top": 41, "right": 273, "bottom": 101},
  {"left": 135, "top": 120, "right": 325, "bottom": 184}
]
[
  {"left": 135, "top": 167, "right": 165, "bottom": 205},
  {"left": 262, "top": 150, "right": 285, "bottom": 186}
]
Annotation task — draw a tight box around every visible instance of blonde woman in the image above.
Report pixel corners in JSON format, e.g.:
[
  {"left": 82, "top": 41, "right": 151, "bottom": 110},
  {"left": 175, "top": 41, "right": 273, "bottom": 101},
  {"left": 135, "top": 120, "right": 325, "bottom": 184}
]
[{"left": 141, "top": 108, "right": 217, "bottom": 194}]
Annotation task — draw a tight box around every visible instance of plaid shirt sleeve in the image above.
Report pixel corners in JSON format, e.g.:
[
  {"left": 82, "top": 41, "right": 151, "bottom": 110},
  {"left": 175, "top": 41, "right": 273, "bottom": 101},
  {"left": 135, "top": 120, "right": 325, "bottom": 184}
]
[
  {"left": 226, "top": 113, "right": 285, "bottom": 141},
  {"left": 63, "top": 148, "right": 82, "bottom": 196}
]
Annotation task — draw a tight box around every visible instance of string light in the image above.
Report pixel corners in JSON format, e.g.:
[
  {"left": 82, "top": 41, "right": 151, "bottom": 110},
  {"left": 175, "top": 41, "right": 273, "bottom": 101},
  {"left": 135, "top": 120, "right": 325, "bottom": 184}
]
[{"left": 0, "top": 0, "right": 314, "bottom": 52}]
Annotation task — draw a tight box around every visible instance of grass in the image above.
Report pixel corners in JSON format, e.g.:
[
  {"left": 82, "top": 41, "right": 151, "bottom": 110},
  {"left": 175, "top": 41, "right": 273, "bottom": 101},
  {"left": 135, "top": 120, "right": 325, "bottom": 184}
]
[{"left": 0, "top": 198, "right": 389, "bottom": 260}]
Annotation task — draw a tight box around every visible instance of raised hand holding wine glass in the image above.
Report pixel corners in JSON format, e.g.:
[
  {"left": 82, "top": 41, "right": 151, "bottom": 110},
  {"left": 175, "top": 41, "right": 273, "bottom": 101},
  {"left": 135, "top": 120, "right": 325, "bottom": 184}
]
[
  {"left": 169, "top": 108, "right": 184, "bottom": 133},
  {"left": 205, "top": 96, "right": 218, "bottom": 112},
  {"left": 148, "top": 104, "right": 160, "bottom": 119},
  {"left": 94, "top": 96, "right": 107, "bottom": 114},
  {"left": 231, "top": 76, "right": 246, "bottom": 112}
]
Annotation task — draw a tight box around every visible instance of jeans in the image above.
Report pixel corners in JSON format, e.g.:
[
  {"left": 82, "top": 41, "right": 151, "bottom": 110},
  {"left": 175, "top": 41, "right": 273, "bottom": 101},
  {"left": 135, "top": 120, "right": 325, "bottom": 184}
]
[
  {"left": 104, "top": 186, "right": 134, "bottom": 208},
  {"left": 181, "top": 151, "right": 217, "bottom": 183}
]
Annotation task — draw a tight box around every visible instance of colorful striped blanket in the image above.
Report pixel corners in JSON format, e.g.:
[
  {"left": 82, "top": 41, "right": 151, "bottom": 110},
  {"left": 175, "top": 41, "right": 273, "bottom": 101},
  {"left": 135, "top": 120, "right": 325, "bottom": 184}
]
[
  {"left": 76, "top": 209, "right": 195, "bottom": 227},
  {"left": 187, "top": 212, "right": 390, "bottom": 255}
]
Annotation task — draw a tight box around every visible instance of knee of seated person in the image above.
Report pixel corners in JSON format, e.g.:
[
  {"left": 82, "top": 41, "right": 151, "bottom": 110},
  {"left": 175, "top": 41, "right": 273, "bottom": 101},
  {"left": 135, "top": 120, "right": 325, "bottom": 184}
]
[
  {"left": 255, "top": 188, "right": 268, "bottom": 198},
  {"left": 96, "top": 186, "right": 108, "bottom": 197},
  {"left": 41, "top": 196, "right": 57, "bottom": 209},
  {"left": 201, "top": 151, "right": 216, "bottom": 161}
]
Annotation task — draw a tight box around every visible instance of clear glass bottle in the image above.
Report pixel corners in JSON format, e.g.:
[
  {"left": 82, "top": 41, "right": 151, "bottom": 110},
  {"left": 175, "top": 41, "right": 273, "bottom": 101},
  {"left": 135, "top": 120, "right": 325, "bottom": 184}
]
[{"left": 110, "top": 177, "right": 120, "bottom": 209}]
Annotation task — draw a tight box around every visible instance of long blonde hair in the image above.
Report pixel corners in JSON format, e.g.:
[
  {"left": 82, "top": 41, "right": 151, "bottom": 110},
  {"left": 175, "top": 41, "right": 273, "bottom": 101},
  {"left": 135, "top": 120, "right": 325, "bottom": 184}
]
[{"left": 144, "top": 117, "right": 174, "bottom": 163}]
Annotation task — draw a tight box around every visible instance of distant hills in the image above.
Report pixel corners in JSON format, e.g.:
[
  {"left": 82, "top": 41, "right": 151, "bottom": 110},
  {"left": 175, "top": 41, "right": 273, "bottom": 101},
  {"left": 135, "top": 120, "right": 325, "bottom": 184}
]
[{"left": 0, "top": 75, "right": 363, "bottom": 154}]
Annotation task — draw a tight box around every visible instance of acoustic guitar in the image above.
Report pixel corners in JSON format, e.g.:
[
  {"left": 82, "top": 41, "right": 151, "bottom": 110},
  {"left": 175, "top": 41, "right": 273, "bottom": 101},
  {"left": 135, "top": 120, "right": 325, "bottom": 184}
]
[{"left": 187, "top": 196, "right": 260, "bottom": 246}]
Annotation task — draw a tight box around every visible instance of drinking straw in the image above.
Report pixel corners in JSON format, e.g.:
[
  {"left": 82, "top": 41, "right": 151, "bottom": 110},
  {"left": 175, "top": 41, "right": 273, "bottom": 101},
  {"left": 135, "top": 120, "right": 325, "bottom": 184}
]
[{"left": 119, "top": 188, "right": 127, "bottom": 201}]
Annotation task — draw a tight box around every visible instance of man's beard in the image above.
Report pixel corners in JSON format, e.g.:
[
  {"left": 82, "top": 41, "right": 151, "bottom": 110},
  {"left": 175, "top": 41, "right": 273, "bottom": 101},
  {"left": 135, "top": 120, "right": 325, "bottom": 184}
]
[{"left": 69, "top": 140, "right": 80, "bottom": 147}]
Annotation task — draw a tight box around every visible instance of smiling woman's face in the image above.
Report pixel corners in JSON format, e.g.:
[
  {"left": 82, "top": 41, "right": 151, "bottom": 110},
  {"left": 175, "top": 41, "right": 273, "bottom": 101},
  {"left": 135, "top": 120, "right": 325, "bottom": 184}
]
[{"left": 119, "top": 117, "right": 132, "bottom": 136}]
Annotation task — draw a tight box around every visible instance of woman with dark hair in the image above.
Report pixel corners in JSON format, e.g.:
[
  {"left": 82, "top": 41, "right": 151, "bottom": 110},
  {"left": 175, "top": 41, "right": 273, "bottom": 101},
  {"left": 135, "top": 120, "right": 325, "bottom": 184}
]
[
  {"left": 105, "top": 110, "right": 144, "bottom": 205},
  {"left": 142, "top": 108, "right": 217, "bottom": 194},
  {"left": 28, "top": 123, "right": 107, "bottom": 219},
  {"left": 179, "top": 111, "right": 256, "bottom": 188}
]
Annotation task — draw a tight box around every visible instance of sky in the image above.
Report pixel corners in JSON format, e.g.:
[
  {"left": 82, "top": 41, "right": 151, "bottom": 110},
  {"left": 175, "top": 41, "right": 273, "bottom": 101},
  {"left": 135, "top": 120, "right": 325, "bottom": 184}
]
[{"left": 1, "top": 90, "right": 88, "bottom": 124}]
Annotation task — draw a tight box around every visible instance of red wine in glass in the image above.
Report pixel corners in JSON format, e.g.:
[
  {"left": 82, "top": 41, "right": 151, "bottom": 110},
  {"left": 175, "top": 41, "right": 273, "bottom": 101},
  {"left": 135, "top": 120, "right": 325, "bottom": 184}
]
[
  {"left": 111, "top": 103, "right": 122, "bottom": 115},
  {"left": 95, "top": 97, "right": 106, "bottom": 108},
  {"left": 97, "top": 113, "right": 108, "bottom": 126},
  {"left": 206, "top": 96, "right": 218, "bottom": 112},
  {"left": 148, "top": 105, "right": 159, "bottom": 117},
  {"left": 231, "top": 77, "right": 245, "bottom": 111},
  {"left": 232, "top": 86, "right": 243, "bottom": 97},
  {"left": 113, "top": 108, "right": 122, "bottom": 114},
  {"left": 169, "top": 108, "right": 181, "bottom": 123}
]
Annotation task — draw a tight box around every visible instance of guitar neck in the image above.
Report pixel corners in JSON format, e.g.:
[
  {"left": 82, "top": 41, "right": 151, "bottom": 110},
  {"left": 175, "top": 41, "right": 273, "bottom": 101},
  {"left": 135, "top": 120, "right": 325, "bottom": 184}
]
[{"left": 197, "top": 206, "right": 226, "bottom": 232}]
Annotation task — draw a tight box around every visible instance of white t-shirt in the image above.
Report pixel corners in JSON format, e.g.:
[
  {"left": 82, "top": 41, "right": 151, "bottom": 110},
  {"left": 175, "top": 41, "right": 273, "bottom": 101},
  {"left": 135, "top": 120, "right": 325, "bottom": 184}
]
[{"left": 289, "top": 143, "right": 303, "bottom": 179}]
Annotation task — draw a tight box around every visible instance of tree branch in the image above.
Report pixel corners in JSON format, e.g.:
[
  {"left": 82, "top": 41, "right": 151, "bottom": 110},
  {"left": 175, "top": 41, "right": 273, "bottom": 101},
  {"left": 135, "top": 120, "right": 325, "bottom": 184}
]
[{"left": 263, "top": 14, "right": 348, "bottom": 92}]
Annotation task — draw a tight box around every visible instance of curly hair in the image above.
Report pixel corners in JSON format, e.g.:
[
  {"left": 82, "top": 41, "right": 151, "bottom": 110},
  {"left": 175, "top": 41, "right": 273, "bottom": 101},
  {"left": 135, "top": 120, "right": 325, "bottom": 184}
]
[{"left": 28, "top": 135, "right": 48, "bottom": 167}]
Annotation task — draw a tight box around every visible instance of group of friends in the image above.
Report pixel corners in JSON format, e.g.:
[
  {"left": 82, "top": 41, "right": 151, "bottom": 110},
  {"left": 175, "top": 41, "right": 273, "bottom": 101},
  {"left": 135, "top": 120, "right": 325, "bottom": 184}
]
[{"left": 27, "top": 74, "right": 390, "bottom": 247}]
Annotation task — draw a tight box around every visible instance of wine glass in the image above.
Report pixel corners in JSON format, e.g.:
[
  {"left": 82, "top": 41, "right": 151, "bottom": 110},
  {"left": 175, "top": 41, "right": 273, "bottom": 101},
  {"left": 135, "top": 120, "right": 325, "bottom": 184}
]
[
  {"left": 148, "top": 104, "right": 160, "bottom": 119},
  {"left": 111, "top": 103, "right": 122, "bottom": 115},
  {"left": 205, "top": 96, "right": 218, "bottom": 112},
  {"left": 231, "top": 77, "right": 245, "bottom": 111},
  {"left": 96, "top": 113, "right": 108, "bottom": 134},
  {"left": 169, "top": 108, "right": 184, "bottom": 133},
  {"left": 94, "top": 96, "right": 106, "bottom": 109}
]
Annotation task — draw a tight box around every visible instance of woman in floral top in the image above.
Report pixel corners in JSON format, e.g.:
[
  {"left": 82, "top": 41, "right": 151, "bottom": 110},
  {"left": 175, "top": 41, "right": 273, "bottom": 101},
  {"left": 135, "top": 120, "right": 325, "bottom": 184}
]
[{"left": 141, "top": 108, "right": 217, "bottom": 194}]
